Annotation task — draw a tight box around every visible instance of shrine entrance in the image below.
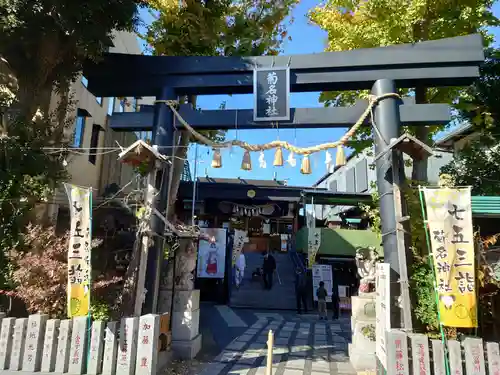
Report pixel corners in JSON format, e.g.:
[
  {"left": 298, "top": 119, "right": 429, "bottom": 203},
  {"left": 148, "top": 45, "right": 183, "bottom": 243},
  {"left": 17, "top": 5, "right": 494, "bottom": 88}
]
[{"left": 83, "top": 34, "right": 484, "bottom": 358}]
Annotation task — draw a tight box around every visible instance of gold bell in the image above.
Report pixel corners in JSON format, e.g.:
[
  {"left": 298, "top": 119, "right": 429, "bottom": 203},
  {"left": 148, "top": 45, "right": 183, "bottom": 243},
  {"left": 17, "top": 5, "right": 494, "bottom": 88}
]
[
  {"left": 336, "top": 145, "right": 346, "bottom": 167},
  {"left": 211, "top": 149, "right": 222, "bottom": 168},
  {"left": 300, "top": 155, "right": 312, "bottom": 175},
  {"left": 241, "top": 150, "right": 252, "bottom": 171},
  {"left": 273, "top": 147, "right": 284, "bottom": 166}
]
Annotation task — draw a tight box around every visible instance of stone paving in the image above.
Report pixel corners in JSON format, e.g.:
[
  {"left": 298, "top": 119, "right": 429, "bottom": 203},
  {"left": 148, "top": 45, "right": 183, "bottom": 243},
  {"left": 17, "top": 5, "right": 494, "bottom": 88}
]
[{"left": 199, "top": 315, "right": 355, "bottom": 375}]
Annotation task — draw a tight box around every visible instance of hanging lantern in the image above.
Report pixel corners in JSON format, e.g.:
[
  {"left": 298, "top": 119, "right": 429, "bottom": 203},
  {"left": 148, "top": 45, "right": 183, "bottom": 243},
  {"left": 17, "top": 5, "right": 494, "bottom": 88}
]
[
  {"left": 241, "top": 150, "right": 252, "bottom": 170},
  {"left": 300, "top": 155, "right": 312, "bottom": 175},
  {"left": 273, "top": 147, "right": 284, "bottom": 166},
  {"left": 336, "top": 145, "right": 346, "bottom": 167},
  {"left": 287, "top": 151, "right": 296, "bottom": 167},
  {"left": 211, "top": 149, "right": 222, "bottom": 168}
]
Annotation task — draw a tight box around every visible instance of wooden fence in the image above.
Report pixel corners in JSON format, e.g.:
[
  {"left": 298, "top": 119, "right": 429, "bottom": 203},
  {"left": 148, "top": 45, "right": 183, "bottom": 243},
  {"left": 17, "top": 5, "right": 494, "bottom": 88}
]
[
  {"left": 0, "top": 313, "right": 169, "bottom": 375},
  {"left": 385, "top": 330, "right": 500, "bottom": 375}
]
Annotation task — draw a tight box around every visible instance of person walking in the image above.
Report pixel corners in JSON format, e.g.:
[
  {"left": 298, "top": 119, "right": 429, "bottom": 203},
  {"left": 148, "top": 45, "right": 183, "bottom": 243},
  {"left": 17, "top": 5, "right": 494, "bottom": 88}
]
[
  {"left": 262, "top": 251, "right": 276, "bottom": 290},
  {"left": 316, "top": 281, "right": 328, "bottom": 320},
  {"left": 295, "top": 268, "right": 308, "bottom": 314},
  {"left": 235, "top": 251, "right": 246, "bottom": 289}
]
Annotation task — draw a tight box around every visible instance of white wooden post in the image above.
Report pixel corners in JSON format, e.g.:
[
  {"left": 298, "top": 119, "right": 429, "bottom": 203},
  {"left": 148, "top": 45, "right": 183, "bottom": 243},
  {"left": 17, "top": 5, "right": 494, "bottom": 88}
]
[
  {"left": 136, "top": 314, "right": 160, "bottom": 375},
  {"left": 448, "top": 340, "right": 463, "bottom": 375},
  {"left": 464, "top": 338, "right": 486, "bottom": 375},
  {"left": 88, "top": 320, "right": 105, "bottom": 375},
  {"left": 486, "top": 342, "right": 500, "bottom": 375},
  {"left": 0, "top": 317, "right": 15, "bottom": 369},
  {"left": 431, "top": 340, "right": 446, "bottom": 375},
  {"left": 41, "top": 319, "right": 60, "bottom": 372},
  {"left": 102, "top": 321, "right": 118, "bottom": 375},
  {"left": 55, "top": 319, "right": 73, "bottom": 373},
  {"left": 9, "top": 317, "right": 27, "bottom": 370},
  {"left": 409, "top": 334, "right": 431, "bottom": 375},
  {"left": 22, "top": 313, "right": 48, "bottom": 371},
  {"left": 117, "top": 317, "right": 139, "bottom": 375},
  {"left": 385, "top": 330, "right": 409, "bottom": 375},
  {"left": 68, "top": 316, "right": 89, "bottom": 374}
]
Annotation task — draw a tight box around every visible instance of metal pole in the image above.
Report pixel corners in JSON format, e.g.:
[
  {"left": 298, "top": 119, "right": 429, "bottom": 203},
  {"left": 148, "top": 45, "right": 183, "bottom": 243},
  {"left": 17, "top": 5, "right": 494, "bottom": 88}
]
[
  {"left": 391, "top": 150, "right": 413, "bottom": 331},
  {"left": 371, "top": 79, "right": 404, "bottom": 329},
  {"left": 191, "top": 144, "right": 198, "bottom": 226},
  {"left": 265, "top": 330, "right": 274, "bottom": 375},
  {"left": 143, "top": 86, "right": 176, "bottom": 314}
]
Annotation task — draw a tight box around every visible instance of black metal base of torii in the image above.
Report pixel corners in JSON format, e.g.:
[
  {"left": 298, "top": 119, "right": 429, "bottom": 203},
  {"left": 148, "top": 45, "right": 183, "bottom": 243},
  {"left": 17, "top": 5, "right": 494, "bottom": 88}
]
[{"left": 83, "top": 34, "right": 484, "bottom": 330}]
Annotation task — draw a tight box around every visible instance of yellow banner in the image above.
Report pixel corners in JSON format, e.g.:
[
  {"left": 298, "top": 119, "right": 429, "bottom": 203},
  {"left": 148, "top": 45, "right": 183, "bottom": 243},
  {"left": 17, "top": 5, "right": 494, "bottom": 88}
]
[
  {"left": 307, "top": 228, "right": 321, "bottom": 267},
  {"left": 423, "top": 187, "right": 477, "bottom": 327},
  {"left": 65, "top": 185, "right": 92, "bottom": 318}
]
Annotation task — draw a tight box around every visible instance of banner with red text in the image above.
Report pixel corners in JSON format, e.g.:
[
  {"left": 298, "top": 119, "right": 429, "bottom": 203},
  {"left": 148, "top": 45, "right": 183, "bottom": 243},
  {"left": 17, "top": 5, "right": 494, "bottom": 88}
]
[
  {"left": 64, "top": 184, "right": 92, "bottom": 318},
  {"left": 422, "top": 187, "right": 477, "bottom": 327}
]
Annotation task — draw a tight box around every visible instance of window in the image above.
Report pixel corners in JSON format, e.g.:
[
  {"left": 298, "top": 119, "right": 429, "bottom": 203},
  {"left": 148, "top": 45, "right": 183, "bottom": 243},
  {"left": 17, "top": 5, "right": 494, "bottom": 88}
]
[
  {"left": 96, "top": 97, "right": 103, "bottom": 106},
  {"left": 89, "top": 125, "right": 102, "bottom": 165},
  {"left": 107, "top": 97, "right": 115, "bottom": 115},
  {"left": 73, "top": 115, "right": 86, "bottom": 147},
  {"left": 81, "top": 76, "right": 88, "bottom": 87}
]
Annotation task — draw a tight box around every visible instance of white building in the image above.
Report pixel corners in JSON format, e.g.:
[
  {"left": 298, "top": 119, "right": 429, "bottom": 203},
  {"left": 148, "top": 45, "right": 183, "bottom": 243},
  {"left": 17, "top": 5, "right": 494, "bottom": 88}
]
[{"left": 310, "top": 146, "right": 452, "bottom": 221}]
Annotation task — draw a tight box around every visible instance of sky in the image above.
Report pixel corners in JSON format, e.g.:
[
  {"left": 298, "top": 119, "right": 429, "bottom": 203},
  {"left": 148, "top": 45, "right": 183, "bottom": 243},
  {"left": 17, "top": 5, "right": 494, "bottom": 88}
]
[{"left": 140, "top": 1, "right": 500, "bottom": 188}]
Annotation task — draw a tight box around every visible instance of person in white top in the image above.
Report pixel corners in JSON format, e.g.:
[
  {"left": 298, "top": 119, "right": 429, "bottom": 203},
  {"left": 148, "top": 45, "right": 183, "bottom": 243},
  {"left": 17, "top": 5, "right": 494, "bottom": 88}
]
[{"left": 235, "top": 251, "right": 246, "bottom": 288}]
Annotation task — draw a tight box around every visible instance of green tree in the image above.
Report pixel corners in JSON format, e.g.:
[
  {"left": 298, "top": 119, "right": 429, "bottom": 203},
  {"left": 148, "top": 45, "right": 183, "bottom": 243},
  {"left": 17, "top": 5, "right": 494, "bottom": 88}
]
[
  {"left": 144, "top": 0, "right": 299, "bottom": 218},
  {"left": 441, "top": 48, "right": 500, "bottom": 195},
  {"left": 0, "top": 0, "right": 146, "bottom": 289},
  {"left": 309, "top": 0, "right": 499, "bottom": 181},
  {"left": 0, "top": 0, "right": 145, "bottom": 122}
]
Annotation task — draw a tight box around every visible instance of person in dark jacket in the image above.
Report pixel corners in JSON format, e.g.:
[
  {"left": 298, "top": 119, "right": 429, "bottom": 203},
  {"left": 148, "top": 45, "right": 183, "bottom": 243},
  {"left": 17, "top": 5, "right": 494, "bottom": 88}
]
[
  {"left": 295, "top": 268, "right": 308, "bottom": 314},
  {"left": 316, "top": 281, "right": 328, "bottom": 320},
  {"left": 262, "top": 252, "right": 276, "bottom": 290}
]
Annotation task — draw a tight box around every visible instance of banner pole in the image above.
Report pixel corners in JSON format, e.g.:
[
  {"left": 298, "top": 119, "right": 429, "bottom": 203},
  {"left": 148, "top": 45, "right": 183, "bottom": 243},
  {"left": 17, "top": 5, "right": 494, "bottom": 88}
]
[{"left": 418, "top": 188, "right": 450, "bottom": 375}]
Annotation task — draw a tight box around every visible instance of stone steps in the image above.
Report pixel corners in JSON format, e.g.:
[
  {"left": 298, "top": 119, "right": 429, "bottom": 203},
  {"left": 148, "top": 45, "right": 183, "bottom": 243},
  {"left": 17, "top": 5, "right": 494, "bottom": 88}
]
[{"left": 230, "top": 252, "right": 298, "bottom": 310}]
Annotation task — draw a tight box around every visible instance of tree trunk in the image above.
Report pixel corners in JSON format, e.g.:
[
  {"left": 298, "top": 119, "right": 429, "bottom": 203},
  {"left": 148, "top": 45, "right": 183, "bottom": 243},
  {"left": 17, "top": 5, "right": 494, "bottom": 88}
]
[
  {"left": 119, "top": 232, "right": 141, "bottom": 317},
  {"left": 411, "top": 86, "right": 430, "bottom": 182}
]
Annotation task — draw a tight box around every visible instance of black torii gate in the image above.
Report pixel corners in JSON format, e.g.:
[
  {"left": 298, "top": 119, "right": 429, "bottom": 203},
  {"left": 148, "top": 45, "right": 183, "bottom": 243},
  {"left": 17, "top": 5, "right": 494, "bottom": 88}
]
[{"left": 84, "top": 33, "right": 484, "bottom": 329}]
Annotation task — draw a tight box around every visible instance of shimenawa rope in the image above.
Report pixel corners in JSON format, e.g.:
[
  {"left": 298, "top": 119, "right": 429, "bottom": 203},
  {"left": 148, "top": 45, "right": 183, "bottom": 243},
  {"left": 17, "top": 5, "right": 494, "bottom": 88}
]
[{"left": 154, "top": 93, "right": 401, "bottom": 155}]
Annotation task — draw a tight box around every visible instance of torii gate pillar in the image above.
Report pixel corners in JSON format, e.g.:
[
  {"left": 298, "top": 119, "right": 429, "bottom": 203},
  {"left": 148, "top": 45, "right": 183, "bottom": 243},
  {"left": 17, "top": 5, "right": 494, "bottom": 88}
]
[
  {"left": 143, "top": 86, "right": 176, "bottom": 314},
  {"left": 372, "top": 79, "right": 410, "bottom": 330}
]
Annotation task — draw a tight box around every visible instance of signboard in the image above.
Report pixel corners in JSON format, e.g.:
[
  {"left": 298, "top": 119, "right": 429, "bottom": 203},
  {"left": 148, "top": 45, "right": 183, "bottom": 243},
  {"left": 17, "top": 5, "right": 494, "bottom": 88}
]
[
  {"left": 253, "top": 67, "right": 290, "bottom": 122},
  {"left": 197, "top": 228, "right": 227, "bottom": 279},
  {"left": 312, "top": 264, "right": 333, "bottom": 303},
  {"left": 376, "top": 263, "right": 391, "bottom": 369},
  {"left": 338, "top": 285, "right": 348, "bottom": 298},
  {"left": 422, "top": 187, "right": 477, "bottom": 328},
  {"left": 64, "top": 184, "right": 92, "bottom": 318}
]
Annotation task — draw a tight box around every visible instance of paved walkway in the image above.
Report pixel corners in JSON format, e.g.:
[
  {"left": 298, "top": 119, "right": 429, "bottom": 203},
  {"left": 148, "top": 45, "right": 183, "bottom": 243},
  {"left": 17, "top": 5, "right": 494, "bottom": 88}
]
[{"left": 199, "top": 310, "right": 355, "bottom": 375}]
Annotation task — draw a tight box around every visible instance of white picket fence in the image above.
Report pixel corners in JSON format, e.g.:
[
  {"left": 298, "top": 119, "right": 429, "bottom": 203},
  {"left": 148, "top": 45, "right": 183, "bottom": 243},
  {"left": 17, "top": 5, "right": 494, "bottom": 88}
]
[
  {"left": 385, "top": 330, "right": 500, "bottom": 375},
  {"left": 0, "top": 313, "right": 165, "bottom": 375}
]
